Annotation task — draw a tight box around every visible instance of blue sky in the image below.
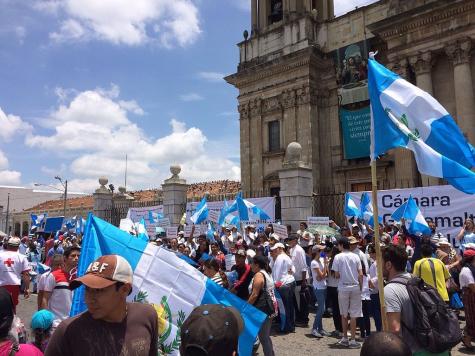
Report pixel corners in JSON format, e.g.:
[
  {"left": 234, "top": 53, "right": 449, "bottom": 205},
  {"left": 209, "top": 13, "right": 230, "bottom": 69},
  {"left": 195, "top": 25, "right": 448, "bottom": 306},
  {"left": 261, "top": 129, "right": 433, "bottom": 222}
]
[{"left": 0, "top": 0, "right": 376, "bottom": 193}]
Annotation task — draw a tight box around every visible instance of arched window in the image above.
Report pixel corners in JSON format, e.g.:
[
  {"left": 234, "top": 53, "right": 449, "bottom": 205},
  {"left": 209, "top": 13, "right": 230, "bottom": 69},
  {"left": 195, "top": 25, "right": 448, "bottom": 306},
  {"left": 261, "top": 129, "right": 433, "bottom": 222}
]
[{"left": 22, "top": 221, "right": 29, "bottom": 236}]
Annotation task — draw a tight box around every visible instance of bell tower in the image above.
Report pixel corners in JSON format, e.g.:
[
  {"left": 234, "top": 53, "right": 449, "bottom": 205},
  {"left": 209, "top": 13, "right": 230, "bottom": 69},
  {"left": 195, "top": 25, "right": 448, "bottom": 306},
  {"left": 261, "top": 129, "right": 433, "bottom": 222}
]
[{"left": 251, "top": 0, "right": 334, "bottom": 34}]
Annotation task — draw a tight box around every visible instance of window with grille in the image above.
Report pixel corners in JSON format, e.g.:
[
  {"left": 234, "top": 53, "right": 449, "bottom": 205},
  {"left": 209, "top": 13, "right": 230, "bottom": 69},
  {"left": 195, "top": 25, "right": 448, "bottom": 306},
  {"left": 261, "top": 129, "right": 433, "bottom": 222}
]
[{"left": 268, "top": 120, "right": 280, "bottom": 152}]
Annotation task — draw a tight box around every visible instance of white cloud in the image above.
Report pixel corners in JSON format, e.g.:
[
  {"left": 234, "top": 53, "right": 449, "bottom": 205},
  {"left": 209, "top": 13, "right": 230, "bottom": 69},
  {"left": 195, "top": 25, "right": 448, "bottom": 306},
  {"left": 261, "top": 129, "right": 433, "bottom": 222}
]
[
  {"left": 334, "top": 0, "right": 378, "bottom": 16},
  {"left": 42, "top": 0, "right": 202, "bottom": 47},
  {"left": 15, "top": 26, "right": 26, "bottom": 44},
  {"left": 0, "top": 170, "right": 21, "bottom": 185},
  {"left": 197, "top": 71, "right": 225, "bottom": 83},
  {"left": 0, "top": 150, "right": 21, "bottom": 185},
  {"left": 0, "top": 107, "right": 32, "bottom": 141},
  {"left": 25, "top": 85, "right": 239, "bottom": 192},
  {"left": 180, "top": 93, "right": 204, "bottom": 102}
]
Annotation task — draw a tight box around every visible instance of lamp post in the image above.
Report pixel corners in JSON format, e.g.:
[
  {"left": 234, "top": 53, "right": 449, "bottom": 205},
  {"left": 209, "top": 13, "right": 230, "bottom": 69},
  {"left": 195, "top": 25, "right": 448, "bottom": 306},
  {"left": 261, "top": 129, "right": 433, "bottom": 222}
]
[{"left": 34, "top": 176, "right": 68, "bottom": 217}]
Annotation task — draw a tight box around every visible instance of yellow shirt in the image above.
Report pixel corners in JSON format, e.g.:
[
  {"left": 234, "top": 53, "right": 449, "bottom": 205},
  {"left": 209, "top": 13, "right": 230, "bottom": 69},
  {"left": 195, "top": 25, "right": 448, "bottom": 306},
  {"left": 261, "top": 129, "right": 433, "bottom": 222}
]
[{"left": 413, "top": 257, "right": 450, "bottom": 301}]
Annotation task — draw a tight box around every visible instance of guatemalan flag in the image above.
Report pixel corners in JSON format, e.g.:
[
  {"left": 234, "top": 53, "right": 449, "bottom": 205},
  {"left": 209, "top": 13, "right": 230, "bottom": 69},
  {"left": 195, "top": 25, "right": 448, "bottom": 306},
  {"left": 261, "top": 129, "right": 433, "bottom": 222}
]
[
  {"left": 368, "top": 54, "right": 475, "bottom": 194},
  {"left": 218, "top": 200, "right": 239, "bottom": 227},
  {"left": 345, "top": 193, "right": 360, "bottom": 217},
  {"left": 190, "top": 197, "right": 209, "bottom": 224},
  {"left": 31, "top": 213, "right": 47, "bottom": 228},
  {"left": 391, "top": 195, "right": 431, "bottom": 236},
  {"left": 359, "top": 192, "right": 382, "bottom": 227},
  {"left": 148, "top": 211, "right": 164, "bottom": 224},
  {"left": 229, "top": 192, "right": 271, "bottom": 222},
  {"left": 71, "top": 214, "right": 266, "bottom": 356}
]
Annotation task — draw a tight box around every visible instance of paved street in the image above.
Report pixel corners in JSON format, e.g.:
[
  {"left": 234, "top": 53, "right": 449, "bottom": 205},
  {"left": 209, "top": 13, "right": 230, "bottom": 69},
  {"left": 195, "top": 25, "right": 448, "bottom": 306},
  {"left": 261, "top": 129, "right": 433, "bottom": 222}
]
[{"left": 16, "top": 294, "right": 475, "bottom": 355}]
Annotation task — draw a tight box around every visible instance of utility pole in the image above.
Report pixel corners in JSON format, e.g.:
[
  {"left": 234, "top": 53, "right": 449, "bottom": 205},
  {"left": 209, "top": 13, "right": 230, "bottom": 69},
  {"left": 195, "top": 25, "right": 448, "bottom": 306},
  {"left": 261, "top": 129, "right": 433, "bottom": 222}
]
[
  {"left": 63, "top": 179, "right": 68, "bottom": 217},
  {"left": 5, "top": 193, "right": 10, "bottom": 234}
]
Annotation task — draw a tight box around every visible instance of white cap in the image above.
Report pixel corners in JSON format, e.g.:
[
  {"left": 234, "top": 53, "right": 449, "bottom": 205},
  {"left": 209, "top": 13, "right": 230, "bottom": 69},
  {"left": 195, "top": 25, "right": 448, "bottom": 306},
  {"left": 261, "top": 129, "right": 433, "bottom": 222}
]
[
  {"left": 270, "top": 242, "right": 285, "bottom": 250},
  {"left": 7, "top": 237, "right": 20, "bottom": 247},
  {"left": 270, "top": 233, "right": 280, "bottom": 241}
]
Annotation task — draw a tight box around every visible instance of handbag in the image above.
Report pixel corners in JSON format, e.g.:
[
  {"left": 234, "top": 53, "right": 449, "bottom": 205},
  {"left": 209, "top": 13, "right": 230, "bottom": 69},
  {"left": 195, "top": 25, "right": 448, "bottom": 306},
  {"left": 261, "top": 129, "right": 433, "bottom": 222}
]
[{"left": 254, "top": 272, "right": 275, "bottom": 316}]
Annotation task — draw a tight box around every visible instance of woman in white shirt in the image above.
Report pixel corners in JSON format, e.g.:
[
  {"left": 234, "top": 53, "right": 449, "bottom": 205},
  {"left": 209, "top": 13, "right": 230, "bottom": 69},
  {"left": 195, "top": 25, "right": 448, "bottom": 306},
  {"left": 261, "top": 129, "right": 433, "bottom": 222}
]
[
  {"left": 310, "top": 245, "right": 330, "bottom": 338},
  {"left": 460, "top": 249, "right": 475, "bottom": 349},
  {"left": 367, "top": 244, "right": 382, "bottom": 332}
]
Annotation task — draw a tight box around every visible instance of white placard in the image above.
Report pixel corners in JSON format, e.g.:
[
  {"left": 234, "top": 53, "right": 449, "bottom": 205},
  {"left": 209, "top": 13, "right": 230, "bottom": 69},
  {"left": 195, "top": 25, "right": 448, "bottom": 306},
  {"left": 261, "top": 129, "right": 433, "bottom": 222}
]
[
  {"left": 184, "top": 225, "right": 195, "bottom": 238},
  {"left": 166, "top": 227, "right": 178, "bottom": 239},
  {"left": 225, "top": 254, "right": 236, "bottom": 272},
  {"left": 207, "top": 210, "right": 220, "bottom": 223},
  {"left": 349, "top": 185, "right": 475, "bottom": 245},
  {"left": 307, "top": 216, "right": 330, "bottom": 226},
  {"left": 272, "top": 223, "right": 288, "bottom": 239},
  {"left": 156, "top": 218, "right": 171, "bottom": 228}
]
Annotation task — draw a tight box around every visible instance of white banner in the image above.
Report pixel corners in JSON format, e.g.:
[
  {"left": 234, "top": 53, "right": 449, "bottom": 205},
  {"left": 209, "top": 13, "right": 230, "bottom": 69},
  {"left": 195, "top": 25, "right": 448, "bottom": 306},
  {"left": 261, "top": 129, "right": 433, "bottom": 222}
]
[
  {"left": 127, "top": 205, "right": 164, "bottom": 237},
  {"left": 349, "top": 185, "right": 475, "bottom": 245},
  {"left": 272, "top": 223, "right": 288, "bottom": 239},
  {"left": 307, "top": 216, "right": 330, "bottom": 226},
  {"left": 185, "top": 197, "right": 275, "bottom": 225}
]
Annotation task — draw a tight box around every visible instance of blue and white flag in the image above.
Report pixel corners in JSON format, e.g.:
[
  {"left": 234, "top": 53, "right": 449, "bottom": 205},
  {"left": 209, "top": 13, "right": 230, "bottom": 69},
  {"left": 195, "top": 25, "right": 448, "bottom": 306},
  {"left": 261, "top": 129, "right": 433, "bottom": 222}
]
[
  {"left": 71, "top": 214, "right": 266, "bottom": 355},
  {"left": 345, "top": 193, "right": 360, "bottom": 217},
  {"left": 31, "top": 213, "right": 47, "bottom": 228},
  {"left": 274, "top": 289, "right": 286, "bottom": 332},
  {"left": 218, "top": 200, "right": 239, "bottom": 227},
  {"left": 390, "top": 195, "right": 431, "bottom": 236},
  {"left": 360, "top": 192, "right": 373, "bottom": 222},
  {"left": 368, "top": 54, "right": 475, "bottom": 194},
  {"left": 75, "top": 217, "right": 86, "bottom": 234},
  {"left": 148, "top": 211, "right": 164, "bottom": 224},
  {"left": 135, "top": 218, "right": 149, "bottom": 242},
  {"left": 228, "top": 192, "right": 271, "bottom": 222},
  {"left": 190, "top": 197, "right": 209, "bottom": 225},
  {"left": 206, "top": 223, "right": 216, "bottom": 243}
]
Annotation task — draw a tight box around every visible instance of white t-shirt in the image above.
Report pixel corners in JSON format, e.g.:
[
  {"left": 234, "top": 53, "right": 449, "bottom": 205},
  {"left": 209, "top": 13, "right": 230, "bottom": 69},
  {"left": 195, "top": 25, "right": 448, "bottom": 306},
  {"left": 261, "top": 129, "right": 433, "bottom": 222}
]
[
  {"left": 361, "top": 275, "right": 371, "bottom": 300},
  {"left": 460, "top": 267, "right": 475, "bottom": 288},
  {"left": 272, "top": 253, "right": 295, "bottom": 285},
  {"left": 0, "top": 250, "right": 30, "bottom": 286},
  {"left": 331, "top": 250, "right": 362, "bottom": 291},
  {"left": 42, "top": 269, "right": 72, "bottom": 325},
  {"left": 368, "top": 260, "right": 379, "bottom": 294},
  {"left": 311, "top": 258, "right": 327, "bottom": 290},
  {"left": 290, "top": 244, "right": 308, "bottom": 281}
]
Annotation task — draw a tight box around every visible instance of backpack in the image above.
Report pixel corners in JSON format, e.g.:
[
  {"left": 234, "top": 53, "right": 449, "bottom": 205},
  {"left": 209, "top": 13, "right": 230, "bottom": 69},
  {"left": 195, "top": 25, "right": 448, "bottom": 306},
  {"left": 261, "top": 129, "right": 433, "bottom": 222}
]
[{"left": 389, "top": 276, "right": 462, "bottom": 353}]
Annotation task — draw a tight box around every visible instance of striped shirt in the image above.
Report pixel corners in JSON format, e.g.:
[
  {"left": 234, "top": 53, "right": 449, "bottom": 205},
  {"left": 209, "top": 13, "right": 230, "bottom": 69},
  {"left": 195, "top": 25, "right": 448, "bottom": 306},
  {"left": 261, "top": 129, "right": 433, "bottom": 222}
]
[{"left": 211, "top": 272, "right": 224, "bottom": 286}]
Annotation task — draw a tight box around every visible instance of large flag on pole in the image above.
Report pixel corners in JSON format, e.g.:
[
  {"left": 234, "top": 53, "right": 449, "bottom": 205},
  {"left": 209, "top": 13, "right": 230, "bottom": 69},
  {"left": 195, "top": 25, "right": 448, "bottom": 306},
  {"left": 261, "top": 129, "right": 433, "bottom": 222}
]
[
  {"left": 368, "top": 54, "right": 475, "bottom": 194},
  {"left": 391, "top": 195, "right": 431, "bottom": 236},
  {"left": 71, "top": 214, "right": 265, "bottom": 355},
  {"left": 190, "top": 197, "right": 209, "bottom": 224},
  {"left": 228, "top": 192, "right": 271, "bottom": 221}
]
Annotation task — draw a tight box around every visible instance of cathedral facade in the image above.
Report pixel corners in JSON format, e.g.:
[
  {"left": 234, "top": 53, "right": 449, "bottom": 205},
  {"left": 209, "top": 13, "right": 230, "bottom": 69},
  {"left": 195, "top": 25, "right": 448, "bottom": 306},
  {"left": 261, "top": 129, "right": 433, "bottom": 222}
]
[{"left": 225, "top": 0, "right": 475, "bottom": 196}]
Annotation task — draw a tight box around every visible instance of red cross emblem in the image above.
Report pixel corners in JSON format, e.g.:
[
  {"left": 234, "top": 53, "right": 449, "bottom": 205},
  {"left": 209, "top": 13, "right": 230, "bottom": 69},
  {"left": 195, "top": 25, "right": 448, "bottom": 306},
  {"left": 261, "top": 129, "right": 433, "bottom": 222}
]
[{"left": 4, "top": 258, "right": 14, "bottom": 267}]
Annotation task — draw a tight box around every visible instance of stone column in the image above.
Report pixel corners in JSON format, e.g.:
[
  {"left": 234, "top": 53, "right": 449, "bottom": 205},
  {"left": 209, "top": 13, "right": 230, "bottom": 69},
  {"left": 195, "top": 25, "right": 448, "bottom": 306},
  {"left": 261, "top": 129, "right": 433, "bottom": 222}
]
[
  {"left": 93, "top": 177, "right": 113, "bottom": 221},
  {"left": 278, "top": 142, "right": 313, "bottom": 231},
  {"left": 445, "top": 38, "right": 475, "bottom": 145},
  {"left": 388, "top": 58, "right": 419, "bottom": 187},
  {"left": 251, "top": 0, "right": 258, "bottom": 34},
  {"left": 239, "top": 102, "right": 251, "bottom": 195},
  {"left": 258, "top": 0, "right": 269, "bottom": 28},
  {"left": 161, "top": 165, "right": 188, "bottom": 226},
  {"left": 409, "top": 52, "right": 439, "bottom": 187}
]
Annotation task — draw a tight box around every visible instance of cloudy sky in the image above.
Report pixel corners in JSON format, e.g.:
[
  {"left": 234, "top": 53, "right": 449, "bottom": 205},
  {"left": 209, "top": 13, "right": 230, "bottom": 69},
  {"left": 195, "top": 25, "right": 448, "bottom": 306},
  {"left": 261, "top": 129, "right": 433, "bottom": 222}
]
[{"left": 0, "top": 0, "right": 376, "bottom": 192}]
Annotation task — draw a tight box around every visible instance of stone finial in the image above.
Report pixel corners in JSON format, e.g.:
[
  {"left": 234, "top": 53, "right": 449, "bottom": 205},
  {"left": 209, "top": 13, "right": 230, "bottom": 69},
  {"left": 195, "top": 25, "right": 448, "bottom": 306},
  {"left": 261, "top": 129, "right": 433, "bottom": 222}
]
[
  {"left": 170, "top": 165, "right": 181, "bottom": 179},
  {"left": 283, "top": 142, "right": 307, "bottom": 168},
  {"left": 95, "top": 176, "right": 111, "bottom": 194},
  {"left": 118, "top": 186, "right": 126, "bottom": 194},
  {"left": 164, "top": 164, "right": 186, "bottom": 185}
]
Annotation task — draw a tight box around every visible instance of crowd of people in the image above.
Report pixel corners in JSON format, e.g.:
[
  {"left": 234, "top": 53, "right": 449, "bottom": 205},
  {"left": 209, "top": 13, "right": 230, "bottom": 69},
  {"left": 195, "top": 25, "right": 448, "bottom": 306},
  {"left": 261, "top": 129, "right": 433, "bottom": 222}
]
[{"left": 0, "top": 215, "right": 474, "bottom": 355}]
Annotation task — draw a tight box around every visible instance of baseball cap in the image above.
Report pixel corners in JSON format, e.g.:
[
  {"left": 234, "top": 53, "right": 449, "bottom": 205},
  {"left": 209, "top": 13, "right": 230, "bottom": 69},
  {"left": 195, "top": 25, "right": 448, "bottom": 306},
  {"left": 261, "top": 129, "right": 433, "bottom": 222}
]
[
  {"left": 70, "top": 255, "right": 133, "bottom": 291},
  {"left": 270, "top": 242, "right": 285, "bottom": 250},
  {"left": 7, "top": 237, "right": 20, "bottom": 247},
  {"left": 180, "top": 304, "right": 244, "bottom": 356},
  {"left": 31, "top": 309, "right": 54, "bottom": 330}
]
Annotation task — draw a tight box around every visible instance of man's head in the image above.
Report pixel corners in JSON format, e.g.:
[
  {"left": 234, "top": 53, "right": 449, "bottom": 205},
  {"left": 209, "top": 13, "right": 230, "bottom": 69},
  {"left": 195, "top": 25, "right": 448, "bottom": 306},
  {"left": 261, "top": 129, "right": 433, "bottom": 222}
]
[
  {"left": 6, "top": 237, "right": 20, "bottom": 251},
  {"left": 234, "top": 249, "right": 247, "bottom": 266},
  {"left": 361, "top": 332, "right": 411, "bottom": 356},
  {"left": 270, "top": 242, "right": 285, "bottom": 255},
  {"left": 286, "top": 234, "right": 298, "bottom": 248},
  {"left": 421, "top": 243, "right": 433, "bottom": 258},
  {"left": 180, "top": 304, "right": 243, "bottom": 356},
  {"left": 340, "top": 226, "right": 351, "bottom": 237},
  {"left": 348, "top": 236, "right": 359, "bottom": 250},
  {"left": 170, "top": 238, "right": 178, "bottom": 250},
  {"left": 70, "top": 255, "right": 133, "bottom": 321},
  {"left": 382, "top": 245, "right": 408, "bottom": 280},
  {"left": 0, "top": 287, "right": 14, "bottom": 339},
  {"left": 337, "top": 237, "right": 350, "bottom": 251},
  {"left": 299, "top": 222, "right": 308, "bottom": 231},
  {"left": 63, "top": 246, "right": 81, "bottom": 271}
]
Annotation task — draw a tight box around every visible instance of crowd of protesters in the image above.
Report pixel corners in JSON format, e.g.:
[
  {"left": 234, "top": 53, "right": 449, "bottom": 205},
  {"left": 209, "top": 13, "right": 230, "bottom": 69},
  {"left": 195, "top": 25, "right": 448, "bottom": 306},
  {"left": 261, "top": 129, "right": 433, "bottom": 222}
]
[{"left": 0, "top": 216, "right": 474, "bottom": 355}]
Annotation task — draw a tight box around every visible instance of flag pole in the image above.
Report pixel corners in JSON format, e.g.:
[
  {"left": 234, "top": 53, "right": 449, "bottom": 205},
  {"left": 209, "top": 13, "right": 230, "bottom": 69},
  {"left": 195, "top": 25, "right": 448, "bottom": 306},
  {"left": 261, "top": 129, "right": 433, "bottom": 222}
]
[{"left": 371, "top": 159, "right": 388, "bottom": 331}]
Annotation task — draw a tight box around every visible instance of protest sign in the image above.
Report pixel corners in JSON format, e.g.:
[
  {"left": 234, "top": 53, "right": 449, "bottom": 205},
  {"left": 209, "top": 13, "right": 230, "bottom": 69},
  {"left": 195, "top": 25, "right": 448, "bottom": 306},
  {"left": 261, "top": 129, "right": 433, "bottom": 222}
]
[
  {"left": 166, "top": 227, "right": 178, "bottom": 239},
  {"left": 156, "top": 218, "right": 171, "bottom": 228},
  {"left": 349, "top": 185, "right": 475, "bottom": 245},
  {"left": 272, "top": 223, "right": 288, "bottom": 239},
  {"left": 225, "top": 254, "right": 236, "bottom": 272},
  {"left": 207, "top": 210, "right": 220, "bottom": 223},
  {"left": 307, "top": 216, "right": 330, "bottom": 226}
]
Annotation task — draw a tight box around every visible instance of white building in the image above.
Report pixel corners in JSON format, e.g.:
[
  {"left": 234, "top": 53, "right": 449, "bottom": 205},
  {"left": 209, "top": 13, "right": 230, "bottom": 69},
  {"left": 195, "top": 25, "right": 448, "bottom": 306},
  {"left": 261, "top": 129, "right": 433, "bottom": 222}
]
[{"left": 0, "top": 185, "right": 86, "bottom": 234}]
